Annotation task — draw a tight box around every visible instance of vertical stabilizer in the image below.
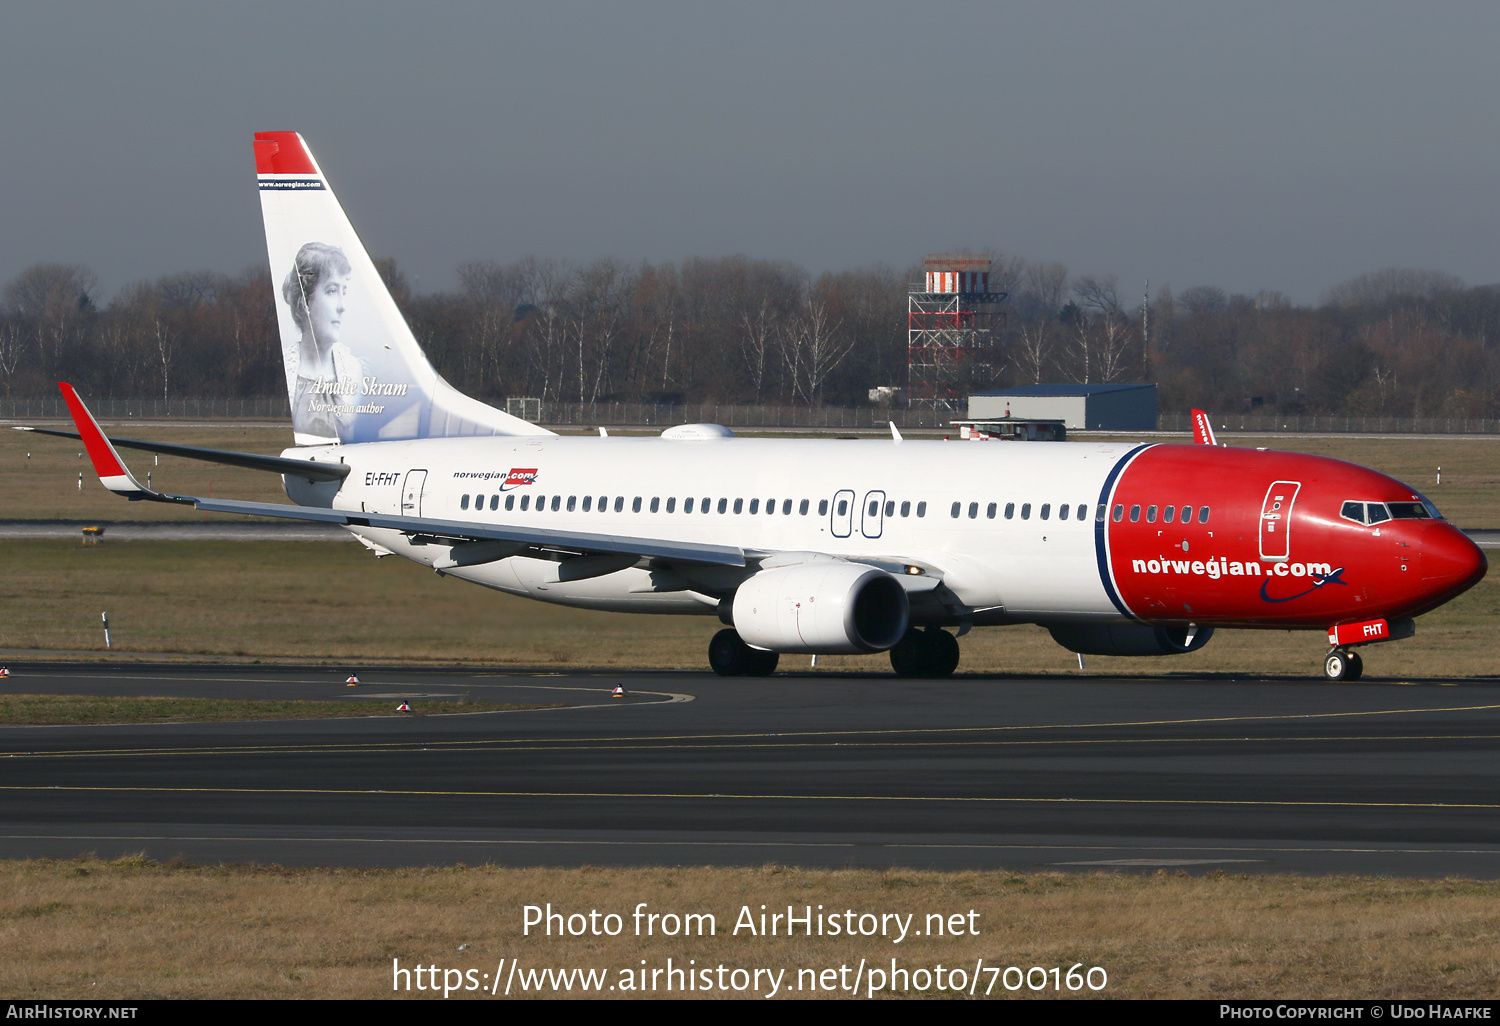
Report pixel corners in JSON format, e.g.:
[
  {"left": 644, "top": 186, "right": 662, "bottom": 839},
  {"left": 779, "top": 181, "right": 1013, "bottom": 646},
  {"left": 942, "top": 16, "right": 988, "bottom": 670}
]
[{"left": 254, "top": 132, "right": 551, "bottom": 444}]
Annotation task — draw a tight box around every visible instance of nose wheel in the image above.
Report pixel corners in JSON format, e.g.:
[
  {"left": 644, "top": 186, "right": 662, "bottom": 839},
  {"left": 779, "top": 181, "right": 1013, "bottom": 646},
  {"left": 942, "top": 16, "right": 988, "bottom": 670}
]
[{"left": 1323, "top": 648, "right": 1363, "bottom": 681}]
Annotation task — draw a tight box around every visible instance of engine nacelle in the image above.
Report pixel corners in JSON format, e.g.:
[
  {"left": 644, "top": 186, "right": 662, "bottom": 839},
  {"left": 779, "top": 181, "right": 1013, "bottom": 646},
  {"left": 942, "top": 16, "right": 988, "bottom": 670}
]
[
  {"left": 733, "top": 562, "right": 909, "bottom": 654},
  {"left": 1046, "top": 623, "right": 1215, "bottom": 657}
]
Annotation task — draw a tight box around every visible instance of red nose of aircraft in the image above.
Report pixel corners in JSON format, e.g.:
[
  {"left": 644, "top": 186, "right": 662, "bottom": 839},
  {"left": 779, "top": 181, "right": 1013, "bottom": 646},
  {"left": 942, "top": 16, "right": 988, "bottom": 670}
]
[{"left": 1419, "top": 522, "right": 1488, "bottom": 603}]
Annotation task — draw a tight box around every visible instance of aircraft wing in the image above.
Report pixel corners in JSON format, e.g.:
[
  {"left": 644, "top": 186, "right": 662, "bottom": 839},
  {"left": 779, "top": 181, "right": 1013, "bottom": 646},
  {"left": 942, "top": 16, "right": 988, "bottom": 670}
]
[
  {"left": 15, "top": 424, "right": 349, "bottom": 482},
  {"left": 57, "top": 382, "right": 745, "bottom": 569}
]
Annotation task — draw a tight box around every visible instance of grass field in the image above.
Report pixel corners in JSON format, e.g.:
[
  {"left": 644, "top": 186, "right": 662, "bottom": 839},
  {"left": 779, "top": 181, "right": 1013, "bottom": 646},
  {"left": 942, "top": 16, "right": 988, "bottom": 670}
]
[
  {"left": 4, "top": 421, "right": 1500, "bottom": 526},
  {"left": 2, "top": 859, "right": 1497, "bottom": 999},
  {"left": 1, "top": 538, "right": 1496, "bottom": 677}
]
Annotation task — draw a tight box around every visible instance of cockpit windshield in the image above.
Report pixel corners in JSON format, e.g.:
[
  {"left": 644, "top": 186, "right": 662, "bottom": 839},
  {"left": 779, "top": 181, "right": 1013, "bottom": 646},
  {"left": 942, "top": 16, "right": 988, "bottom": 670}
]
[{"left": 1340, "top": 496, "right": 1443, "bottom": 526}]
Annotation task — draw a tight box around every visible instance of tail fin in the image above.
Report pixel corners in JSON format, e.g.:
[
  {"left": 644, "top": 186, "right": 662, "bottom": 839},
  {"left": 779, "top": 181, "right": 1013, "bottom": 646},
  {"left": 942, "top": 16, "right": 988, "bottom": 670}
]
[
  {"left": 1190, "top": 409, "right": 1218, "bottom": 446},
  {"left": 254, "top": 132, "right": 551, "bottom": 445}
]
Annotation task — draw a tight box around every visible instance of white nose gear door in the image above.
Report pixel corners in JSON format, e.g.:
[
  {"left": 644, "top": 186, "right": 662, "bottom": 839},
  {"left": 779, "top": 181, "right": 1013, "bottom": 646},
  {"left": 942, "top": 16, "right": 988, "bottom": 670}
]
[
  {"left": 402, "top": 469, "right": 428, "bottom": 518},
  {"left": 1259, "top": 480, "right": 1301, "bottom": 560}
]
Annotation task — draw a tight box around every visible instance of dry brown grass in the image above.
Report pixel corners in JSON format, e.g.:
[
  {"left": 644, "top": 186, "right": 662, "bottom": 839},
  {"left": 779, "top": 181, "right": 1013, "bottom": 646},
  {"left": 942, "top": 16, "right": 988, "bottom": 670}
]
[
  {"left": 2, "top": 539, "right": 1496, "bottom": 677},
  {"left": 1, "top": 859, "right": 1497, "bottom": 999}
]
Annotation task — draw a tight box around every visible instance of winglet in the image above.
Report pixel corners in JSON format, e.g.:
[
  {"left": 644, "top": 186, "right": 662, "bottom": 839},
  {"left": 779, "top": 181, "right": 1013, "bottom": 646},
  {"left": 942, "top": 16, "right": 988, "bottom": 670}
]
[
  {"left": 1191, "top": 409, "right": 1218, "bottom": 446},
  {"left": 890, "top": 421, "right": 903, "bottom": 443},
  {"left": 58, "top": 382, "right": 162, "bottom": 500}
]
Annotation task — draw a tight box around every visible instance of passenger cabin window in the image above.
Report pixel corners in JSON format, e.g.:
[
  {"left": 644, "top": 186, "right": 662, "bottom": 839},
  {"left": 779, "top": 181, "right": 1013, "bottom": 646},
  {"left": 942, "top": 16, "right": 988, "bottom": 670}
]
[
  {"left": 615, "top": 497, "right": 625, "bottom": 512},
  {"left": 916, "top": 501, "right": 926, "bottom": 517},
  {"left": 885, "top": 501, "right": 895, "bottom": 517},
  {"left": 950, "top": 502, "right": 961, "bottom": 519},
  {"left": 1021, "top": 503, "right": 1031, "bottom": 520},
  {"left": 582, "top": 496, "right": 592, "bottom": 512},
  {"left": 1145, "top": 505, "right": 1157, "bottom": 523},
  {"left": 506, "top": 495, "right": 515, "bottom": 511},
  {"left": 1129, "top": 505, "right": 1141, "bottom": 522},
  {"left": 818, "top": 499, "right": 828, "bottom": 516},
  {"left": 783, "top": 499, "right": 793, "bottom": 515},
  {"left": 650, "top": 497, "right": 660, "bottom": 513},
  {"left": 719, "top": 498, "right": 728, "bottom": 514},
  {"left": 733, "top": 498, "right": 744, "bottom": 514},
  {"left": 986, "top": 502, "right": 996, "bottom": 519},
  {"left": 551, "top": 495, "right": 561, "bottom": 512},
  {"left": 567, "top": 496, "right": 576, "bottom": 512},
  {"left": 968, "top": 502, "right": 978, "bottom": 519},
  {"left": 749, "top": 499, "right": 759, "bottom": 514},
  {"left": 684, "top": 497, "right": 694, "bottom": 513},
  {"left": 836, "top": 499, "right": 847, "bottom": 516},
  {"left": 1163, "top": 505, "right": 1175, "bottom": 523},
  {"left": 1058, "top": 504, "right": 1068, "bottom": 521},
  {"left": 666, "top": 497, "right": 676, "bottom": 513},
  {"left": 488, "top": 495, "right": 497, "bottom": 511},
  {"left": 633, "top": 496, "right": 643, "bottom": 512},
  {"left": 1112, "top": 504, "right": 1124, "bottom": 522},
  {"left": 1097, "top": 504, "right": 1107, "bottom": 522},
  {"left": 520, "top": 495, "right": 530, "bottom": 511},
  {"left": 1040, "top": 503, "right": 1051, "bottom": 520},
  {"left": 900, "top": 501, "right": 910, "bottom": 517},
  {"left": 800, "top": 499, "right": 810, "bottom": 515},
  {"left": 1077, "top": 504, "right": 1088, "bottom": 521},
  {"left": 460, "top": 494, "right": 470, "bottom": 510},
  {"left": 1198, "top": 506, "right": 1210, "bottom": 524},
  {"left": 1181, "top": 505, "right": 1192, "bottom": 524},
  {"left": 1005, "top": 502, "right": 1014, "bottom": 520}
]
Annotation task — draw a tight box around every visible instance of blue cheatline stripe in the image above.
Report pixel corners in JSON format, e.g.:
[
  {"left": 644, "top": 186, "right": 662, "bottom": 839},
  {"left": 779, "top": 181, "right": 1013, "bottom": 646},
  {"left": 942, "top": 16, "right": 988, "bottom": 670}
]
[
  {"left": 258, "top": 179, "right": 326, "bottom": 191},
  {"left": 1093, "top": 444, "right": 1153, "bottom": 619}
]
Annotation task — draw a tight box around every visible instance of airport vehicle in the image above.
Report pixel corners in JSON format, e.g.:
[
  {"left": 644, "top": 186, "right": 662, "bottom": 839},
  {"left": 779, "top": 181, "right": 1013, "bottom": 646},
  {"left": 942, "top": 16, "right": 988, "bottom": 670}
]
[{"left": 35, "top": 133, "right": 1488, "bottom": 680}]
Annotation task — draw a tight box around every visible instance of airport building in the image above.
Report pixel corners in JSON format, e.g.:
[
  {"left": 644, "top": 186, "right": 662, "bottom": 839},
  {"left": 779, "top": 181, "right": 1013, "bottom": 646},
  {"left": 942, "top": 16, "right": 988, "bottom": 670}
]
[{"left": 967, "top": 383, "right": 1158, "bottom": 431}]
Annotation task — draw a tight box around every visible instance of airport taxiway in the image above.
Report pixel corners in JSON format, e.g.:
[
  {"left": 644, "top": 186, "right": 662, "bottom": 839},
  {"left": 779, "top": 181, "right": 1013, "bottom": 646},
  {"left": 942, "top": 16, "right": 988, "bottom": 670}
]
[{"left": 1, "top": 664, "right": 1499, "bottom": 876}]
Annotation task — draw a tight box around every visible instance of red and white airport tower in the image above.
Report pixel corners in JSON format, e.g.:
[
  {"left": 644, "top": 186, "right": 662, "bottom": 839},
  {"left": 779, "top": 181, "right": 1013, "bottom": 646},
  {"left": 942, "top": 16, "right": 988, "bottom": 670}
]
[{"left": 908, "top": 255, "right": 1008, "bottom": 409}]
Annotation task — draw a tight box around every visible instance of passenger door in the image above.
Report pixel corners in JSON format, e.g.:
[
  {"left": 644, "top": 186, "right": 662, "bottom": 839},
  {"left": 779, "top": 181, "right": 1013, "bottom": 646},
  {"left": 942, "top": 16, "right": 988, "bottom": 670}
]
[
  {"left": 1259, "top": 480, "right": 1301, "bottom": 560},
  {"left": 861, "top": 489, "right": 886, "bottom": 539}
]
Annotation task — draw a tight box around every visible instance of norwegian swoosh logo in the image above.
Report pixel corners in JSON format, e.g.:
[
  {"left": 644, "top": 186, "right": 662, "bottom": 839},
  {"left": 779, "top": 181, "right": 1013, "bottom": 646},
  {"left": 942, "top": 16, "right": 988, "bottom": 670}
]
[{"left": 1259, "top": 567, "right": 1348, "bottom": 603}]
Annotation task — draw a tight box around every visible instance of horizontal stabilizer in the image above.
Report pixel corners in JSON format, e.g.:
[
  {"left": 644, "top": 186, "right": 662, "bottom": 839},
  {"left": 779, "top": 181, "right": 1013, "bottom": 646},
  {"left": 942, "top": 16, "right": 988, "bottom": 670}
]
[{"left": 16, "top": 427, "right": 349, "bottom": 481}]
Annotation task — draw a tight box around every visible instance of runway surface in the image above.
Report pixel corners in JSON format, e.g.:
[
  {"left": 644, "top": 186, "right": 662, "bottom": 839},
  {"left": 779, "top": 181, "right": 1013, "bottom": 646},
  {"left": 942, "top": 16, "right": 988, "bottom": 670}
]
[{"left": 2, "top": 664, "right": 1499, "bottom": 876}]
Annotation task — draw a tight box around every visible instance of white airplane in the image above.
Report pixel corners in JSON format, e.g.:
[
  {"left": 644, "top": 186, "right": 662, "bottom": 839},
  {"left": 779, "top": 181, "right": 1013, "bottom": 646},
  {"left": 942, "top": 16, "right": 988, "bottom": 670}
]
[{"left": 37, "top": 133, "right": 1487, "bottom": 680}]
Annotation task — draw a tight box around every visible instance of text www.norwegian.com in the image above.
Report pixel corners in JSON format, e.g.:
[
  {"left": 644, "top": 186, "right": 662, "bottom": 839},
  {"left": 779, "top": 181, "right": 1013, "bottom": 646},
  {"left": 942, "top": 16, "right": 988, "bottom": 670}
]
[{"left": 394, "top": 958, "right": 1107, "bottom": 997}]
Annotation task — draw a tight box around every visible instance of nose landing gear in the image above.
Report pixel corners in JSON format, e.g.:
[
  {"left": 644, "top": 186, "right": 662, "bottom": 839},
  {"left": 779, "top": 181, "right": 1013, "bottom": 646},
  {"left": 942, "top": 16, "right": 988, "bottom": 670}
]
[{"left": 1323, "top": 648, "right": 1364, "bottom": 681}]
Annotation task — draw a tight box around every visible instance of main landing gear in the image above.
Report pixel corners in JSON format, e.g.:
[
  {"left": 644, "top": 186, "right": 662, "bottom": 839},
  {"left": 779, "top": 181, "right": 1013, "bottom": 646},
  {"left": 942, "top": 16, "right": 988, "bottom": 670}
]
[
  {"left": 889, "top": 627, "right": 961, "bottom": 679},
  {"left": 708, "top": 629, "right": 779, "bottom": 677},
  {"left": 1324, "top": 648, "right": 1364, "bottom": 681}
]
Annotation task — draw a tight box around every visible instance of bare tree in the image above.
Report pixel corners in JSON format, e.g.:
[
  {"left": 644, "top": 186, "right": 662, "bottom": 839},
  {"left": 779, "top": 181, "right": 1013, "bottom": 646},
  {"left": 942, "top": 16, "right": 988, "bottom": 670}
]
[
  {"left": 740, "top": 297, "right": 778, "bottom": 400},
  {"left": 780, "top": 295, "right": 851, "bottom": 404}
]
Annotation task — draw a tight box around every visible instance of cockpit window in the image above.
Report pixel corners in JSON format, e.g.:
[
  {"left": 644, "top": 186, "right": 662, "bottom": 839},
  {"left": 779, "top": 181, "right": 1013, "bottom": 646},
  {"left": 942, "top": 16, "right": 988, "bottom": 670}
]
[
  {"left": 1385, "top": 502, "right": 1432, "bottom": 520},
  {"left": 1366, "top": 503, "right": 1391, "bottom": 525},
  {"left": 1340, "top": 501, "right": 1364, "bottom": 524}
]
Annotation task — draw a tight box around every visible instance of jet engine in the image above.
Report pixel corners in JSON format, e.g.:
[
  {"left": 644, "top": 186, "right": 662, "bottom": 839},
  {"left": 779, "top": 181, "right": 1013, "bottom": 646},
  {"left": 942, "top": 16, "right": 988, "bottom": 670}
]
[
  {"left": 1045, "top": 623, "right": 1215, "bottom": 657},
  {"left": 732, "top": 562, "right": 909, "bottom": 654}
]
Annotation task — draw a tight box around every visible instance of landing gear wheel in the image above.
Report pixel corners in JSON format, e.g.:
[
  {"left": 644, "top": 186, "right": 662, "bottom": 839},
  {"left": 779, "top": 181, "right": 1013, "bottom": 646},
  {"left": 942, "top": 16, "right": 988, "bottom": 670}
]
[
  {"left": 744, "top": 647, "right": 780, "bottom": 677},
  {"left": 889, "top": 630, "right": 928, "bottom": 677},
  {"left": 1344, "top": 650, "right": 1363, "bottom": 681},
  {"left": 708, "top": 629, "right": 778, "bottom": 677},
  {"left": 888, "top": 627, "right": 961, "bottom": 678},
  {"left": 1324, "top": 649, "right": 1353, "bottom": 681},
  {"left": 925, "top": 628, "right": 960, "bottom": 678},
  {"left": 709, "top": 629, "right": 750, "bottom": 676}
]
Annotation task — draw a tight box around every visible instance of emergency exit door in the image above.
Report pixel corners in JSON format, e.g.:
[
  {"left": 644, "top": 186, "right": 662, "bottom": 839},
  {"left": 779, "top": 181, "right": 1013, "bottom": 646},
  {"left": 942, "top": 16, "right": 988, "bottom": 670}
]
[
  {"left": 401, "top": 469, "right": 428, "bottom": 518},
  {"left": 1259, "top": 480, "right": 1301, "bottom": 560}
]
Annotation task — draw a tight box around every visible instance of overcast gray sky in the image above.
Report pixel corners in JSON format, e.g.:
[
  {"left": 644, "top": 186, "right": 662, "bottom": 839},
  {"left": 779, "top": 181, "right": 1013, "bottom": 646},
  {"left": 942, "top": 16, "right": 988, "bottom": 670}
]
[{"left": 2, "top": 1, "right": 1497, "bottom": 304}]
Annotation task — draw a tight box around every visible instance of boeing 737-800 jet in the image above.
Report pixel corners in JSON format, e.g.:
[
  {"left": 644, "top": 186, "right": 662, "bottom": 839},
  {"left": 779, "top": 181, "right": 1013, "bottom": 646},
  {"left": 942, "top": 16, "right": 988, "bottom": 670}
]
[{"left": 31, "top": 132, "right": 1487, "bottom": 680}]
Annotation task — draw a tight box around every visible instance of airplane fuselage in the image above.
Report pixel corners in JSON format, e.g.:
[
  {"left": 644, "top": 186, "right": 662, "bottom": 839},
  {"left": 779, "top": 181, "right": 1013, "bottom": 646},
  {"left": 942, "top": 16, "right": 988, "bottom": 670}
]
[{"left": 289, "top": 434, "right": 1485, "bottom": 632}]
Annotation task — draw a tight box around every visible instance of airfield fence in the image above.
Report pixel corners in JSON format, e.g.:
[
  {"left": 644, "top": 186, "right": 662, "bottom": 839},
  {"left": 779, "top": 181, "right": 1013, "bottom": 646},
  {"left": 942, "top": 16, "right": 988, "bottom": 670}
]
[{"left": 2, "top": 395, "right": 1499, "bottom": 435}]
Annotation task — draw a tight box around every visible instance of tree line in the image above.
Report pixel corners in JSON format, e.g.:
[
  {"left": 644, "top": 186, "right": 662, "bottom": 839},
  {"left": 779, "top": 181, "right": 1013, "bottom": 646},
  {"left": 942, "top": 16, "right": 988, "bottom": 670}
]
[{"left": 3, "top": 256, "right": 1498, "bottom": 417}]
